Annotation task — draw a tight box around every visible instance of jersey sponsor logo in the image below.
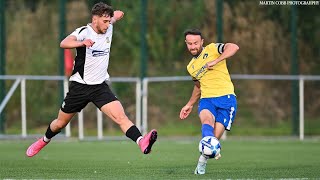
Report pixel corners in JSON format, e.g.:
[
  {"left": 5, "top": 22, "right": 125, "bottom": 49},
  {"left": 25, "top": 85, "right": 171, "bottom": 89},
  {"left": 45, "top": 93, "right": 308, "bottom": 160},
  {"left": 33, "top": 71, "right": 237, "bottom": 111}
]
[
  {"left": 194, "top": 65, "right": 208, "bottom": 80},
  {"left": 92, "top": 49, "right": 110, "bottom": 57}
]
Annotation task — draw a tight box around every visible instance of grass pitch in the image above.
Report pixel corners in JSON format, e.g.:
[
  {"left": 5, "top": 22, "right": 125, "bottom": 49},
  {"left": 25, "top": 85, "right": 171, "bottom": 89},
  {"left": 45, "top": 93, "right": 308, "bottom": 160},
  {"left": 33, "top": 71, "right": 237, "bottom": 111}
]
[{"left": 0, "top": 138, "right": 319, "bottom": 179}]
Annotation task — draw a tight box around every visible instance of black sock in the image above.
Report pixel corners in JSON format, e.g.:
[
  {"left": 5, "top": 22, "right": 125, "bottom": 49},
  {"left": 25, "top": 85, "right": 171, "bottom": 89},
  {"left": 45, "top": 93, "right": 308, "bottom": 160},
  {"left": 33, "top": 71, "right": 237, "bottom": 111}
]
[
  {"left": 45, "top": 124, "right": 61, "bottom": 139},
  {"left": 125, "top": 125, "right": 142, "bottom": 142}
]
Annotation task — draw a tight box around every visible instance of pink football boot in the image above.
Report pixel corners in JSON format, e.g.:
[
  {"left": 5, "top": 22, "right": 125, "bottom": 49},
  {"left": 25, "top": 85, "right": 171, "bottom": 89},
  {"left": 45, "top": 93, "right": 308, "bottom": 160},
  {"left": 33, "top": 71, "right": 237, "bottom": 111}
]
[
  {"left": 139, "top": 129, "right": 158, "bottom": 154},
  {"left": 26, "top": 138, "right": 49, "bottom": 157}
]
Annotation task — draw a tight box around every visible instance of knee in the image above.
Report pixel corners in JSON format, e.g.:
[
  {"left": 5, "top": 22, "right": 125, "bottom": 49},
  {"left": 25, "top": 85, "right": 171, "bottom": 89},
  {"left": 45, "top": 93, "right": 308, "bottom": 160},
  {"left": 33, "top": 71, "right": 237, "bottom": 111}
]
[
  {"left": 200, "top": 116, "right": 215, "bottom": 126},
  {"left": 201, "top": 119, "right": 214, "bottom": 126},
  {"left": 199, "top": 110, "right": 215, "bottom": 126}
]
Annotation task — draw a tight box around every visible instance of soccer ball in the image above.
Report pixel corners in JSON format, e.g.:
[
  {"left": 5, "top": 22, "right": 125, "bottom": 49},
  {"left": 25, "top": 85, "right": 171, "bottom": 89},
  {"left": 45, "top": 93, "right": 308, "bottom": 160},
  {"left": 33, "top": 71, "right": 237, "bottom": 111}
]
[{"left": 198, "top": 136, "right": 221, "bottom": 159}]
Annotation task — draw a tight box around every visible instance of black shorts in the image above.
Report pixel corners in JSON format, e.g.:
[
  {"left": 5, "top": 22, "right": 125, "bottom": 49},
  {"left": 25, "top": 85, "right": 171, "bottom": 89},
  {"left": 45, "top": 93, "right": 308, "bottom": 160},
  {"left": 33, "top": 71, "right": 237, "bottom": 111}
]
[{"left": 61, "top": 81, "right": 118, "bottom": 113}]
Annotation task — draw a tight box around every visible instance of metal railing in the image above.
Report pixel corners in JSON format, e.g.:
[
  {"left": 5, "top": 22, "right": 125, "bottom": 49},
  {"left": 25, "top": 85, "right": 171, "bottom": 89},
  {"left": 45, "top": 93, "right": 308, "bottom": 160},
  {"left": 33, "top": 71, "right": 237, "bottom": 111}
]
[
  {"left": 141, "top": 75, "right": 320, "bottom": 141},
  {"left": 1, "top": 75, "right": 320, "bottom": 140},
  {"left": 0, "top": 75, "right": 141, "bottom": 140}
]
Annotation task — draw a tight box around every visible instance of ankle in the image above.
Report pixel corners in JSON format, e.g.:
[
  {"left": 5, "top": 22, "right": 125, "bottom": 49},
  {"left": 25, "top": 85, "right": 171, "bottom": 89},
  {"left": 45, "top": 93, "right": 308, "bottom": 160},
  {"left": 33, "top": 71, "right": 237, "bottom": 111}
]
[
  {"left": 43, "top": 136, "right": 51, "bottom": 143},
  {"left": 136, "top": 136, "right": 143, "bottom": 145}
]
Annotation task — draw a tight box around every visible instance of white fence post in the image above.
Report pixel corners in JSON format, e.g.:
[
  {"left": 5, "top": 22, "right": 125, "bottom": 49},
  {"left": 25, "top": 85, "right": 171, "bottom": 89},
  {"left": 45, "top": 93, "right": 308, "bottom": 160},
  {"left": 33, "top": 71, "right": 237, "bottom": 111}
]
[
  {"left": 63, "top": 78, "right": 71, "bottom": 137},
  {"left": 299, "top": 77, "right": 304, "bottom": 140},
  {"left": 136, "top": 79, "right": 142, "bottom": 131},
  {"left": 78, "top": 110, "right": 84, "bottom": 140},
  {"left": 142, "top": 78, "right": 148, "bottom": 135},
  {"left": 97, "top": 109, "right": 103, "bottom": 140},
  {"left": 21, "top": 79, "right": 27, "bottom": 138}
]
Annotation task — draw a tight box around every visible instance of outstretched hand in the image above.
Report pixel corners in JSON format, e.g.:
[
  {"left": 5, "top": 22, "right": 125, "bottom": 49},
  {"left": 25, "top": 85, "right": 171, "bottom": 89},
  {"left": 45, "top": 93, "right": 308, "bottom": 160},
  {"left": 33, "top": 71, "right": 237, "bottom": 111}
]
[
  {"left": 179, "top": 105, "right": 193, "bottom": 120},
  {"left": 113, "top": 10, "right": 124, "bottom": 21}
]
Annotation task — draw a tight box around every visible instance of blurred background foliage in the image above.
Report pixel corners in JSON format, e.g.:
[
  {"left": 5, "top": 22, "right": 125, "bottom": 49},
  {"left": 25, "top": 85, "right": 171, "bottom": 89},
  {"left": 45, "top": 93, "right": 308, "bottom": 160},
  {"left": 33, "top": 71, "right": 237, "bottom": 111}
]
[{"left": 1, "top": 0, "right": 319, "bottom": 136}]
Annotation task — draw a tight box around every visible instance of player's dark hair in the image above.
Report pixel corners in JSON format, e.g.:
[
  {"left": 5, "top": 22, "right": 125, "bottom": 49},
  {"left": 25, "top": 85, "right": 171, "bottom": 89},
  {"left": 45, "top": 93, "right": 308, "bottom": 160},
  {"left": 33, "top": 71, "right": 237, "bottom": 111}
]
[
  {"left": 91, "top": 2, "right": 114, "bottom": 17},
  {"left": 184, "top": 29, "right": 203, "bottom": 39}
]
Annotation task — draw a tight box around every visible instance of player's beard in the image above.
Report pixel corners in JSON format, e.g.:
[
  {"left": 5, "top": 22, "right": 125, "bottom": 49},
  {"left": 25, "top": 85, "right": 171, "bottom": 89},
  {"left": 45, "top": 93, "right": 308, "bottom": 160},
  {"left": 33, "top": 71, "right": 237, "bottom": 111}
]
[
  {"left": 97, "top": 26, "right": 105, "bottom": 34},
  {"left": 190, "top": 47, "right": 203, "bottom": 57},
  {"left": 95, "top": 23, "right": 108, "bottom": 34}
]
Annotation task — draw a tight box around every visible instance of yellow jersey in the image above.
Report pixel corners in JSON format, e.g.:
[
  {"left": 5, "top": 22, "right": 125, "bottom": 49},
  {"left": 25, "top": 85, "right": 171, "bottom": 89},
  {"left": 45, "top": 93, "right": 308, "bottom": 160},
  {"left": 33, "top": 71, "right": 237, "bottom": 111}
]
[{"left": 186, "top": 43, "right": 235, "bottom": 98}]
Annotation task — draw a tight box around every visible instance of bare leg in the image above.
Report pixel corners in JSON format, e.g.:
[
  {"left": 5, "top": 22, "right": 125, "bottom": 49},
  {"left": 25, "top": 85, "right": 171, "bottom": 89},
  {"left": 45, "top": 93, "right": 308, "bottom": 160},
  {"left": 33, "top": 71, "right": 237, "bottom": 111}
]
[
  {"left": 199, "top": 109, "right": 215, "bottom": 126},
  {"left": 50, "top": 110, "right": 76, "bottom": 132},
  {"left": 100, "top": 100, "right": 157, "bottom": 154},
  {"left": 214, "top": 122, "right": 225, "bottom": 140},
  {"left": 26, "top": 110, "right": 75, "bottom": 157},
  {"left": 199, "top": 109, "right": 225, "bottom": 139},
  {"left": 100, "top": 100, "right": 134, "bottom": 133}
]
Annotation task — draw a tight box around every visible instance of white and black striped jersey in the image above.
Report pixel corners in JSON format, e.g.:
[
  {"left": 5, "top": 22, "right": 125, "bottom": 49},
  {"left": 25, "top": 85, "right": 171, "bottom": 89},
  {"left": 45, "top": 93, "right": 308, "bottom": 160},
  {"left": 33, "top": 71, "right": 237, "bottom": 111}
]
[{"left": 69, "top": 24, "right": 113, "bottom": 85}]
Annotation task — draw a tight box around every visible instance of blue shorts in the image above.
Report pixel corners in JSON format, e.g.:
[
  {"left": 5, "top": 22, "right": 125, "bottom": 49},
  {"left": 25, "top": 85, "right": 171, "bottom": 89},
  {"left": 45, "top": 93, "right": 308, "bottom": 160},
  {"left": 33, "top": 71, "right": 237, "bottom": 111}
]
[{"left": 198, "top": 94, "right": 237, "bottom": 131}]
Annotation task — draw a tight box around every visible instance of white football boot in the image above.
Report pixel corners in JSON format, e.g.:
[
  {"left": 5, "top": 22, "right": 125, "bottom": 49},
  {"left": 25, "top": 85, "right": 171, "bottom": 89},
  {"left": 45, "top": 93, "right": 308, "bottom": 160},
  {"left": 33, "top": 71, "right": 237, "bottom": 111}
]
[
  {"left": 194, "top": 155, "right": 208, "bottom": 175},
  {"left": 194, "top": 153, "right": 222, "bottom": 174},
  {"left": 194, "top": 161, "right": 207, "bottom": 174}
]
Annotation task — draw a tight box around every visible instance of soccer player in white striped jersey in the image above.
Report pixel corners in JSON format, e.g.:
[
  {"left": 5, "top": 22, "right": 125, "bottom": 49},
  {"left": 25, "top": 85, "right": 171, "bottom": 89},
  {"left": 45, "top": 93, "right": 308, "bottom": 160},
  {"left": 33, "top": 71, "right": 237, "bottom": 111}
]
[{"left": 26, "top": 2, "right": 157, "bottom": 158}]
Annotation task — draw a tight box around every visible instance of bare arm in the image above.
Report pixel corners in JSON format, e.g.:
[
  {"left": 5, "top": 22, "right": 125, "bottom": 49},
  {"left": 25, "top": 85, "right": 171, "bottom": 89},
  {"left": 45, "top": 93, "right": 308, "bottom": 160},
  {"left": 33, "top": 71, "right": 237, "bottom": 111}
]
[
  {"left": 60, "top": 10, "right": 124, "bottom": 49},
  {"left": 206, "top": 43, "right": 240, "bottom": 69},
  {"left": 60, "top": 35, "right": 94, "bottom": 49},
  {"left": 186, "top": 81, "right": 201, "bottom": 107},
  {"left": 179, "top": 81, "right": 201, "bottom": 120}
]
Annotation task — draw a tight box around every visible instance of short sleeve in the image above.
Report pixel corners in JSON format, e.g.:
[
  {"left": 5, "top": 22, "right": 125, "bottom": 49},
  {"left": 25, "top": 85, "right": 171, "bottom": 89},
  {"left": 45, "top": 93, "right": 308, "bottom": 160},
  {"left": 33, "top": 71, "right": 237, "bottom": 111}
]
[
  {"left": 215, "top": 43, "right": 225, "bottom": 54},
  {"left": 70, "top": 26, "right": 87, "bottom": 41}
]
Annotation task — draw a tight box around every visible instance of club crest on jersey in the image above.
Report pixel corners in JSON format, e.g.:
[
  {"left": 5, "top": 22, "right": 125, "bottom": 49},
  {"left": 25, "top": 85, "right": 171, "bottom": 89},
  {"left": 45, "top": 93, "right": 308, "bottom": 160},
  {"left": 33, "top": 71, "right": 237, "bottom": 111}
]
[
  {"left": 203, "top": 53, "right": 208, "bottom": 59},
  {"left": 106, "top": 37, "right": 110, "bottom": 43}
]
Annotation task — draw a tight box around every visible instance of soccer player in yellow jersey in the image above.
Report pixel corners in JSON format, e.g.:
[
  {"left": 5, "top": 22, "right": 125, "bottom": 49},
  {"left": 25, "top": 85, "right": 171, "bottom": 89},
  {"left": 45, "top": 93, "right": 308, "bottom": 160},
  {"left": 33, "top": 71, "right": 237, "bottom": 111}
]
[{"left": 179, "top": 29, "right": 239, "bottom": 175}]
